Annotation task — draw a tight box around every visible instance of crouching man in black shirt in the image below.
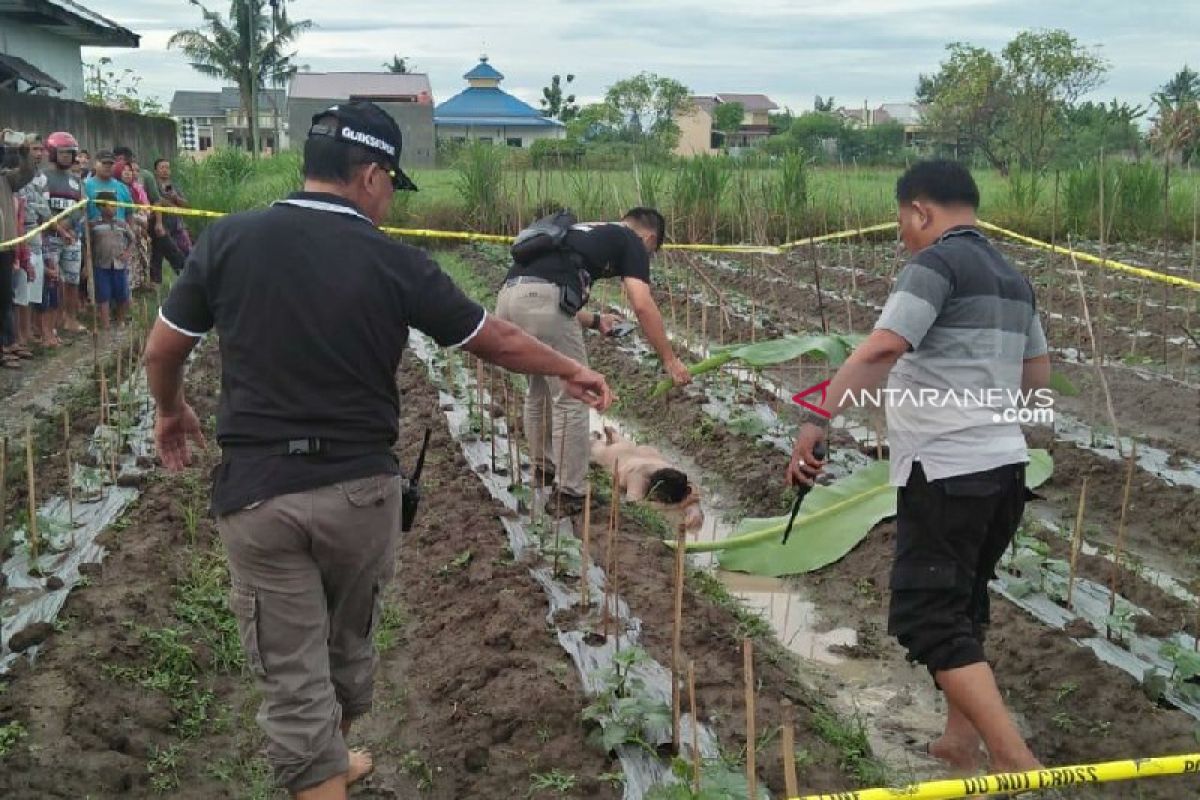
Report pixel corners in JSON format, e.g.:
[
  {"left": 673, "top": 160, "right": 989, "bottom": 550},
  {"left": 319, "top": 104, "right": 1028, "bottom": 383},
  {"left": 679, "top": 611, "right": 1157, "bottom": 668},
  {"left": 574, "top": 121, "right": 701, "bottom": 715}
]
[
  {"left": 143, "top": 101, "right": 612, "bottom": 800},
  {"left": 496, "top": 209, "right": 691, "bottom": 512}
]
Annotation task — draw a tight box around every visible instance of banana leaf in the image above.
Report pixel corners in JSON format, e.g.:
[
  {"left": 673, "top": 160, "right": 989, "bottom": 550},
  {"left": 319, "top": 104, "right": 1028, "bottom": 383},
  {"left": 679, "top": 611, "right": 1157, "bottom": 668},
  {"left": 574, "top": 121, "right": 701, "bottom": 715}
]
[
  {"left": 650, "top": 334, "right": 863, "bottom": 398},
  {"left": 677, "top": 449, "right": 1054, "bottom": 578}
]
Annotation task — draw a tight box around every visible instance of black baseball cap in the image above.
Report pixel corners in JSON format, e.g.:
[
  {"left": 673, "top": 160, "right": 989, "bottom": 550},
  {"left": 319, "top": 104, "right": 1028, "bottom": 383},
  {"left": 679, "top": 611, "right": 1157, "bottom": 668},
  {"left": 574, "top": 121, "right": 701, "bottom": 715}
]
[
  {"left": 308, "top": 101, "right": 418, "bottom": 192},
  {"left": 95, "top": 149, "right": 116, "bottom": 163}
]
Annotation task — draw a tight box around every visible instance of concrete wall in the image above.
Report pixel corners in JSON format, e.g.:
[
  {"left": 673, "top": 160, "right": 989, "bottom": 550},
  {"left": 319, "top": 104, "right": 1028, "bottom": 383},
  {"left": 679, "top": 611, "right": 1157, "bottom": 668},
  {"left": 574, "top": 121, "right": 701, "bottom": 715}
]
[
  {"left": 674, "top": 107, "right": 718, "bottom": 157},
  {"left": 434, "top": 124, "right": 565, "bottom": 148},
  {"left": 1, "top": 92, "right": 177, "bottom": 161},
  {"left": 0, "top": 20, "right": 85, "bottom": 101},
  {"left": 289, "top": 98, "right": 434, "bottom": 167}
]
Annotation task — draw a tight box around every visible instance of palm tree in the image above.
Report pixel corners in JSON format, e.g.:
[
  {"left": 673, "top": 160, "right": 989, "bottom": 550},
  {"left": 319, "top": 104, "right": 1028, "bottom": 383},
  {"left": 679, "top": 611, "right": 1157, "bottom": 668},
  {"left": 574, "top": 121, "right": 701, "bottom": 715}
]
[
  {"left": 1151, "top": 66, "right": 1200, "bottom": 166},
  {"left": 169, "top": 0, "right": 312, "bottom": 156}
]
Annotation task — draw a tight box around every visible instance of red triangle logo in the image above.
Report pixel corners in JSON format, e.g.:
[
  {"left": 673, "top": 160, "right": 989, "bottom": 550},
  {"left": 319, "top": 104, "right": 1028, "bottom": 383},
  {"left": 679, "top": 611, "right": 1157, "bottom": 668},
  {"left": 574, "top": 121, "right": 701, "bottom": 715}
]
[{"left": 792, "top": 379, "right": 832, "bottom": 418}]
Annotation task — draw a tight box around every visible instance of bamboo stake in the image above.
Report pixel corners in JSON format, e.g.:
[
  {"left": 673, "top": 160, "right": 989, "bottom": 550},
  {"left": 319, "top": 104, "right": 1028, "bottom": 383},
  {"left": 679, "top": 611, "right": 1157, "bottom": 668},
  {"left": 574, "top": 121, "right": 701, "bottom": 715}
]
[
  {"left": 602, "top": 459, "right": 619, "bottom": 637},
  {"left": 475, "top": 358, "right": 484, "bottom": 434},
  {"left": 688, "top": 659, "right": 700, "bottom": 794},
  {"left": 580, "top": 482, "right": 592, "bottom": 608},
  {"left": 781, "top": 700, "right": 799, "bottom": 799},
  {"left": 82, "top": 216, "right": 99, "bottom": 376},
  {"left": 610, "top": 461, "right": 622, "bottom": 648},
  {"left": 700, "top": 301, "right": 708, "bottom": 344},
  {"left": 1066, "top": 477, "right": 1088, "bottom": 611},
  {"left": 64, "top": 410, "right": 75, "bottom": 527},
  {"left": 507, "top": 384, "right": 522, "bottom": 490},
  {"left": 0, "top": 438, "right": 6, "bottom": 547},
  {"left": 100, "top": 362, "right": 111, "bottom": 431},
  {"left": 1107, "top": 440, "right": 1138, "bottom": 624},
  {"left": 672, "top": 522, "right": 687, "bottom": 753},
  {"left": 552, "top": 425, "right": 567, "bottom": 575},
  {"left": 743, "top": 638, "right": 757, "bottom": 800},
  {"left": 488, "top": 367, "right": 497, "bottom": 474},
  {"left": 25, "top": 424, "right": 39, "bottom": 563},
  {"left": 808, "top": 241, "right": 829, "bottom": 334},
  {"left": 1069, "top": 245, "right": 1123, "bottom": 456}
]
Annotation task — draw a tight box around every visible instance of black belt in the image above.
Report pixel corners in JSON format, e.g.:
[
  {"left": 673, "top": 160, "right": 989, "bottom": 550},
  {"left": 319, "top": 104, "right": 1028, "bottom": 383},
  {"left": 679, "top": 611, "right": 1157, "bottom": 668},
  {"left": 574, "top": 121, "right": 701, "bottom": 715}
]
[
  {"left": 502, "top": 276, "right": 554, "bottom": 289},
  {"left": 220, "top": 438, "right": 392, "bottom": 457}
]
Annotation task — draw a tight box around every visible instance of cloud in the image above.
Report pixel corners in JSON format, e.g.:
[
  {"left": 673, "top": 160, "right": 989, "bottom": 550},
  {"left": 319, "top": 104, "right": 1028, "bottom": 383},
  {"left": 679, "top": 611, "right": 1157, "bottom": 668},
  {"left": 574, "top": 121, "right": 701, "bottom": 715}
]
[{"left": 79, "top": 0, "right": 1199, "bottom": 115}]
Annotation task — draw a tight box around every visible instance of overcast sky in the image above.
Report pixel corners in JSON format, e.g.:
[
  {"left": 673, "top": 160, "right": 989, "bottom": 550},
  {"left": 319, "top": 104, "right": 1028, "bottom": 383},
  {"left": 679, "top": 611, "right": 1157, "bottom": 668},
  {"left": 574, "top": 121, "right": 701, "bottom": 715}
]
[{"left": 82, "top": 0, "right": 1198, "bottom": 114}]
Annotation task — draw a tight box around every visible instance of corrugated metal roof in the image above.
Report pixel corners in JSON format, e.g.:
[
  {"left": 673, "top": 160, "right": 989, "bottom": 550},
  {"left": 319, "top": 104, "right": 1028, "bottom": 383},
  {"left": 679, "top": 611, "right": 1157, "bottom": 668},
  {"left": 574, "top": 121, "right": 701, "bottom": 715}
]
[
  {"left": 463, "top": 59, "right": 503, "bottom": 81},
  {"left": 169, "top": 90, "right": 222, "bottom": 118},
  {"left": 289, "top": 72, "right": 432, "bottom": 101},
  {"left": 715, "top": 93, "right": 778, "bottom": 113},
  {"left": 435, "top": 87, "right": 559, "bottom": 124},
  {"left": 218, "top": 87, "right": 286, "bottom": 112},
  {"left": 0, "top": 0, "right": 139, "bottom": 46},
  {"left": 0, "top": 52, "right": 65, "bottom": 91},
  {"left": 877, "top": 102, "right": 923, "bottom": 125}
]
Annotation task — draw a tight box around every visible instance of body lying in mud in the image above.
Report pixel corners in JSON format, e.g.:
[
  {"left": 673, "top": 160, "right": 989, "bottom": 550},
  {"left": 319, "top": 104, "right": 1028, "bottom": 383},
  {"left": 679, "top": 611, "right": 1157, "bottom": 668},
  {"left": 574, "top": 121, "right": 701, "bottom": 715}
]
[{"left": 590, "top": 425, "right": 703, "bottom": 532}]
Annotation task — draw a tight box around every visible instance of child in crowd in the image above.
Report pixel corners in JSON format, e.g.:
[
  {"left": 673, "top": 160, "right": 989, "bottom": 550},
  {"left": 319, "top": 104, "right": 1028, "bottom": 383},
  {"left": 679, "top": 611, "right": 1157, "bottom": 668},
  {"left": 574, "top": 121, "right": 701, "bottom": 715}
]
[{"left": 89, "top": 192, "right": 134, "bottom": 329}]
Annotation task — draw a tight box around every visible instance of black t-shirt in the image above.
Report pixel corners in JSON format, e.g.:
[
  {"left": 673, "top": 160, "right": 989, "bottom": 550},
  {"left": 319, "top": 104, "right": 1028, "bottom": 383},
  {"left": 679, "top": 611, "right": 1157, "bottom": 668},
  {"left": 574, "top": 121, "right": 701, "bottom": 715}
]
[
  {"left": 505, "top": 222, "right": 651, "bottom": 299},
  {"left": 161, "top": 192, "right": 487, "bottom": 515}
]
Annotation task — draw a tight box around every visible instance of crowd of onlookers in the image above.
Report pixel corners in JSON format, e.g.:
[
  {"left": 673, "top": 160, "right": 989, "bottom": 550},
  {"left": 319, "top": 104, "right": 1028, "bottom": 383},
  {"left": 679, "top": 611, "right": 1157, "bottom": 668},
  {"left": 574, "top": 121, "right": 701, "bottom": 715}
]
[{"left": 0, "top": 129, "right": 192, "bottom": 369}]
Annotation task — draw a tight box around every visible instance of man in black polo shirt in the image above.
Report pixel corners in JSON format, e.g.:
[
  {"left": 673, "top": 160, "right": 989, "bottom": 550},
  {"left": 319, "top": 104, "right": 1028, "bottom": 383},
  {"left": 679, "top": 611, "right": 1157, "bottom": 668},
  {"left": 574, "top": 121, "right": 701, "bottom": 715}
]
[
  {"left": 143, "top": 101, "right": 612, "bottom": 800},
  {"left": 496, "top": 210, "right": 691, "bottom": 512}
]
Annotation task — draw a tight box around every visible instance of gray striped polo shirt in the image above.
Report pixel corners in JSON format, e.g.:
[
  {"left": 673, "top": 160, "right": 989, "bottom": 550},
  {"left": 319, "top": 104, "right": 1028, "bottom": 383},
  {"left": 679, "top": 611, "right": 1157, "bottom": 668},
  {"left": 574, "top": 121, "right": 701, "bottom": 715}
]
[{"left": 874, "top": 226, "right": 1048, "bottom": 486}]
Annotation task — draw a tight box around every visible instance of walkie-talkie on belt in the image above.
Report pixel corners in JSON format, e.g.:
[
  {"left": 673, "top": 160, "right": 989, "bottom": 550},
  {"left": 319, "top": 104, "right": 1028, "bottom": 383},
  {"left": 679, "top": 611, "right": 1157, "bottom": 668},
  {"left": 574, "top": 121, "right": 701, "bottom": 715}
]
[{"left": 401, "top": 427, "right": 433, "bottom": 532}]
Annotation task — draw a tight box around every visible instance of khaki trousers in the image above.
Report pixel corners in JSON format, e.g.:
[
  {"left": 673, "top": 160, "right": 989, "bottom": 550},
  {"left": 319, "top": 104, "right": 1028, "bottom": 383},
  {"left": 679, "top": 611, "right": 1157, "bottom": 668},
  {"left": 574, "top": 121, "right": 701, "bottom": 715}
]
[
  {"left": 218, "top": 473, "right": 401, "bottom": 792},
  {"left": 495, "top": 282, "right": 590, "bottom": 495}
]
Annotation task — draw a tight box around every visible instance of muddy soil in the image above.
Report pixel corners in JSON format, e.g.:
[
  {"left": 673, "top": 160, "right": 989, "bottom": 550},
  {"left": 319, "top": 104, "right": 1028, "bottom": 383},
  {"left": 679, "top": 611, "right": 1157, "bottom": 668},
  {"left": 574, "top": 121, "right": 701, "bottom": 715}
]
[{"left": 582, "top": 322, "right": 1200, "bottom": 798}]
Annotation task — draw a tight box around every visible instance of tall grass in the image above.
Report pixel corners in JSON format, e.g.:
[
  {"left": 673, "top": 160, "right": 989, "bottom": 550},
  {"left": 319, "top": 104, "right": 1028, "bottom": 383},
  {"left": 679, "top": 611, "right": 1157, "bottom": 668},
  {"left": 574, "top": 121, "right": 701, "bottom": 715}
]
[{"left": 173, "top": 148, "right": 1200, "bottom": 244}]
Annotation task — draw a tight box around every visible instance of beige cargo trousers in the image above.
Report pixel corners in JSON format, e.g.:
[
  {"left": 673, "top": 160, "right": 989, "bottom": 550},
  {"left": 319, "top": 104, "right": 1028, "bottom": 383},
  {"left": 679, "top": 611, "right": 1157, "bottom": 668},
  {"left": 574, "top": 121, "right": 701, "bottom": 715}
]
[
  {"left": 218, "top": 473, "right": 401, "bottom": 792},
  {"left": 495, "top": 279, "right": 590, "bottom": 496}
]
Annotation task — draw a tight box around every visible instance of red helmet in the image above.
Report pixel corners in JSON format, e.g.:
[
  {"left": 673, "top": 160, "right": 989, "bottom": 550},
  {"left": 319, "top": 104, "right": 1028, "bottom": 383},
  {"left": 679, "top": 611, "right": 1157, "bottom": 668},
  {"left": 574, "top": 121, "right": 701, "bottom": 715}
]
[{"left": 46, "top": 131, "right": 79, "bottom": 163}]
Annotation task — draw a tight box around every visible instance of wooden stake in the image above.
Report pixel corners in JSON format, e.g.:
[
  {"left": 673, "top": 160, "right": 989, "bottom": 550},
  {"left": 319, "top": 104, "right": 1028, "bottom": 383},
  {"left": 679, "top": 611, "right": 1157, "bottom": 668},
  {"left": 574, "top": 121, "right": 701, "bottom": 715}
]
[
  {"left": 688, "top": 659, "right": 700, "bottom": 794},
  {"left": 552, "top": 424, "right": 568, "bottom": 575},
  {"left": 743, "top": 638, "right": 757, "bottom": 800},
  {"left": 1108, "top": 440, "right": 1138, "bottom": 621},
  {"left": 780, "top": 700, "right": 799, "bottom": 799},
  {"left": 580, "top": 482, "right": 592, "bottom": 608},
  {"left": 1066, "top": 477, "right": 1088, "bottom": 611},
  {"left": 488, "top": 367, "right": 497, "bottom": 474},
  {"left": 98, "top": 362, "right": 108, "bottom": 427},
  {"left": 25, "top": 424, "right": 39, "bottom": 563},
  {"left": 0, "top": 438, "right": 7, "bottom": 549},
  {"left": 64, "top": 410, "right": 75, "bottom": 527},
  {"left": 672, "top": 522, "right": 687, "bottom": 752},
  {"left": 602, "top": 459, "right": 619, "bottom": 638},
  {"left": 475, "top": 358, "right": 484, "bottom": 432}
]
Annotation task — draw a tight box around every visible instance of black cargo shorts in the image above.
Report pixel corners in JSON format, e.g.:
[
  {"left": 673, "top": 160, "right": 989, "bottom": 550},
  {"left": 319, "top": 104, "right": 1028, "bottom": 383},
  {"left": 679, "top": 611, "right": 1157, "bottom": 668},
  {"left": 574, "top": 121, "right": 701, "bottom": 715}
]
[{"left": 886, "top": 461, "right": 1026, "bottom": 678}]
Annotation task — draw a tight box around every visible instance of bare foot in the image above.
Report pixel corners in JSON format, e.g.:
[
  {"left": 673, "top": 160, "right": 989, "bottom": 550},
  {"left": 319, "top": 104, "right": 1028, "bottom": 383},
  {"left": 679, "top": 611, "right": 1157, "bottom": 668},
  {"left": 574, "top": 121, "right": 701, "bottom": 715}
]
[
  {"left": 347, "top": 749, "right": 374, "bottom": 786},
  {"left": 928, "top": 736, "right": 987, "bottom": 775}
]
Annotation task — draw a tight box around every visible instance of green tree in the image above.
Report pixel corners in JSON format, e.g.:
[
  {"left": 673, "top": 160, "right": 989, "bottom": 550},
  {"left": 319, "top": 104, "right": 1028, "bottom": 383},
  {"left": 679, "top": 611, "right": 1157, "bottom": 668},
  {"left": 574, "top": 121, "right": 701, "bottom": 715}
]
[
  {"left": 169, "top": 0, "right": 311, "bottom": 156},
  {"left": 540, "top": 74, "right": 579, "bottom": 121},
  {"left": 83, "top": 57, "right": 165, "bottom": 115},
  {"left": 712, "top": 101, "right": 746, "bottom": 141},
  {"left": 1150, "top": 66, "right": 1200, "bottom": 165},
  {"left": 566, "top": 102, "right": 623, "bottom": 142},
  {"left": 1057, "top": 100, "right": 1146, "bottom": 165},
  {"left": 813, "top": 95, "right": 835, "bottom": 112},
  {"left": 922, "top": 29, "right": 1108, "bottom": 181},
  {"left": 603, "top": 72, "right": 691, "bottom": 149},
  {"left": 383, "top": 55, "right": 413, "bottom": 74},
  {"left": 788, "top": 112, "right": 846, "bottom": 159}
]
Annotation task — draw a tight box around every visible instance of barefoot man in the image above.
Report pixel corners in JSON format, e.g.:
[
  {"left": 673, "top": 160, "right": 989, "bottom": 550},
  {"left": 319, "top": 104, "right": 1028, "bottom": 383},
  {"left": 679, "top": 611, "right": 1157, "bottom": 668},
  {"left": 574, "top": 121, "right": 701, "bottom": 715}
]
[
  {"left": 786, "top": 160, "right": 1050, "bottom": 776},
  {"left": 144, "top": 101, "right": 613, "bottom": 799}
]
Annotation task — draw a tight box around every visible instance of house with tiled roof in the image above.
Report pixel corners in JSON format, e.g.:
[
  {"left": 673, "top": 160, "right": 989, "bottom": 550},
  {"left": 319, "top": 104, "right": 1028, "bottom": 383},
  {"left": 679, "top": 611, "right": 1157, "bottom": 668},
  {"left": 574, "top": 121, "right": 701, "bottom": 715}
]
[
  {"left": 0, "top": 0, "right": 138, "bottom": 100},
  {"left": 434, "top": 56, "right": 565, "bottom": 148},
  {"left": 169, "top": 87, "right": 287, "bottom": 154},
  {"left": 674, "top": 92, "right": 780, "bottom": 156}
]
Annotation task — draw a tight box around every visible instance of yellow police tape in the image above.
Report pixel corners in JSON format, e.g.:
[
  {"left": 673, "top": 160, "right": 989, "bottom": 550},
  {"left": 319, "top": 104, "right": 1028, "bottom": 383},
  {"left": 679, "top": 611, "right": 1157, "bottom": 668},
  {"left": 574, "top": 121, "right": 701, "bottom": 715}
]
[
  {"left": 793, "top": 752, "right": 1200, "bottom": 800},
  {"left": 5, "top": 198, "right": 1195, "bottom": 291},
  {"left": 978, "top": 220, "right": 1200, "bottom": 291},
  {"left": 0, "top": 198, "right": 88, "bottom": 250}
]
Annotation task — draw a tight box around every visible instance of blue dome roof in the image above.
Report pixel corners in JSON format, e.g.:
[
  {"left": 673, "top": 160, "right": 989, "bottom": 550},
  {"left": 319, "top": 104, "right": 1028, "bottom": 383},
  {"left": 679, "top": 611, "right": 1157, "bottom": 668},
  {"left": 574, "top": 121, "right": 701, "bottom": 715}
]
[
  {"left": 464, "top": 59, "right": 504, "bottom": 81},
  {"left": 435, "top": 86, "right": 564, "bottom": 126}
]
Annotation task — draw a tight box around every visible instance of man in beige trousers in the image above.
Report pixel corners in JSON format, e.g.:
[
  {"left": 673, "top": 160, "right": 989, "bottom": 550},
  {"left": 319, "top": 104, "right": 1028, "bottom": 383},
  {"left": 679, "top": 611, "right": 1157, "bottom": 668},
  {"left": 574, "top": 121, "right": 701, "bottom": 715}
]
[{"left": 496, "top": 208, "right": 691, "bottom": 514}]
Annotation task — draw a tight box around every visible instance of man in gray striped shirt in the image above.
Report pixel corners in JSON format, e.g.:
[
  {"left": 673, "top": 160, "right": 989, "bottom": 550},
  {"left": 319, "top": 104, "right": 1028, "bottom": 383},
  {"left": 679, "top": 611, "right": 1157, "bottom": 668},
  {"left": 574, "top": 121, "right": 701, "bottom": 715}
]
[{"left": 788, "top": 160, "right": 1050, "bottom": 776}]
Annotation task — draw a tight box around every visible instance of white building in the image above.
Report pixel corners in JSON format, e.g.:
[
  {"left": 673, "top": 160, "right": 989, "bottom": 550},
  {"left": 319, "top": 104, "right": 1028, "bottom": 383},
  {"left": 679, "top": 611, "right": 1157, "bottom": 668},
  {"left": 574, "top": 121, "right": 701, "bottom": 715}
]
[{"left": 0, "top": 0, "right": 138, "bottom": 101}]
